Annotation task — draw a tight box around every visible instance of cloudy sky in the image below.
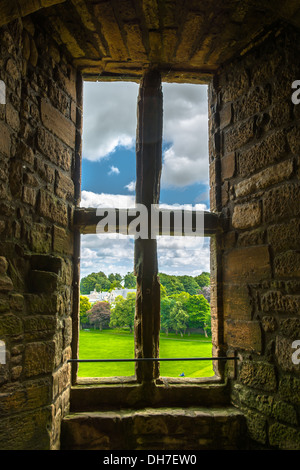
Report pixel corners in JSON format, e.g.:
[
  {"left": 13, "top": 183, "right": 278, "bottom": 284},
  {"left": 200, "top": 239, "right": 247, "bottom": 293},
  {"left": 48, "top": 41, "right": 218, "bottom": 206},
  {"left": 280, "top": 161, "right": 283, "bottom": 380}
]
[{"left": 80, "top": 80, "right": 210, "bottom": 280}]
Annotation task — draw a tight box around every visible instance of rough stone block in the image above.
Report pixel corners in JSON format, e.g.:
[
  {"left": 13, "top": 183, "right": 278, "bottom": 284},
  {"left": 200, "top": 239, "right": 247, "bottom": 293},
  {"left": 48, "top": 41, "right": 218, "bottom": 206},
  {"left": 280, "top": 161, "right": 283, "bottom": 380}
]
[
  {"left": 30, "top": 270, "right": 59, "bottom": 294},
  {"left": 274, "top": 251, "right": 300, "bottom": 278},
  {"left": 6, "top": 102, "right": 20, "bottom": 131},
  {"left": 269, "top": 422, "right": 300, "bottom": 450},
  {"left": 22, "top": 186, "right": 37, "bottom": 206},
  {"left": 287, "top": 125, "right": 300, "bottom": 155},
  {"left": 234, "top": 85, "right": 270, "bottom": 121},
  {"left": 41, "top": 98, "right": 75, "bottom": 148},
  {"left": 0, "top": 314, "right": 22, "bottom": 336},
  {"left": 223, "top": 245, "right": 271, "bottom": 283},
  {"left": 239, "top": 130, "right": 286, "bottom": 177},
  {"left": 225, "top": 320, "right": 262, "bottom": 352},
  {"left": 23, "top": 315, "right": 57, "bottom": 340},
  {"left": 219, "top": 103, "right": 232, "bottom": 129},
  {"left": 232, "top": 202, "right": 261, "bottom": 229},
  {"left": 37, "top": 190, "right": 68, "bottom": 226},
  {"left": 52, "top": 363, "right": 71, "bottom": 399},
  {"left": 223, "top": 283, "right": 252, "bottom": 320},
  {"left": 244, "top": 410, "right": 267, "bottom": 445},
  {"left": 261, "top": 290, "right": 300, "bottom": 314},
  {"left": 55, "top": 171, "right": 74, "bottom": 201},
  {"left": 239, "top": 361, "right": 277, "bottom": 392},
  {"left": 0, "top": 274, "right": 13, "bottom": 292},
  {"left": 0, "top": 256, "right": 8, "bottom": 274},
  {"left": 223, "top": 119, "right": 254, "bottom": 153},
  {"left": 0, "top": 121, "right": 11, "bottom": 156},
  {"left": 235, "top": 159, "right": 294, "bottom": 198},
  {"left": 278, "top": 376, "right": 300, "bottom": 405},
  {"left": 0, "top": 408, "right": 52, "bottom": 450},
  {"left": 221, "top": 152, "right": 235, "bottom": 180},
  {"left": 237, "top": 228, "right": 265, "bottom": 247},
  {"left": 27, "top": 223, "right": 52, "bottom": 253},
  {"left": 24, "top": 341, "right": 56, "bottom": 378},
  {"left": 53, "top": 225, "right": 73, "bottom": 254},
  {"left": 268, "top": 219, "right": 300, "bottom": 253},
  {"left": 24, "top": 293, "right": 59, "bottom": 315},
  {"left": 263, "top": 182, "right": 300, "bottom": 223},
  {"left": 36, "top": 127, "right": 72, "bottom": 171}
]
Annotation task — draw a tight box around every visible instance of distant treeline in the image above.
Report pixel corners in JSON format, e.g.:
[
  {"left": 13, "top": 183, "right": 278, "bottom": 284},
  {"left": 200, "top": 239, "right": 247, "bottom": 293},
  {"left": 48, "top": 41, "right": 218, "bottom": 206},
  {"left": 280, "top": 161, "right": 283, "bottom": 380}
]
[
  {"left": 80, "top": 271, "right": 211, "bottom": 336},
  {"left": 80, "top": 270, "right": 210, "bottom": 297}
]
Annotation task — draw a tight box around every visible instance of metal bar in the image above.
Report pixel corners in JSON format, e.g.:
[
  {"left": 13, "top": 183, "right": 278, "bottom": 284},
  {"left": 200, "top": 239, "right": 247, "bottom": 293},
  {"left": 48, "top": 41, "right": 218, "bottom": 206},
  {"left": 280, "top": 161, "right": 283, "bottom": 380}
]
[{"left": 68, "top": 356, "right": 237, "bottom": 363}]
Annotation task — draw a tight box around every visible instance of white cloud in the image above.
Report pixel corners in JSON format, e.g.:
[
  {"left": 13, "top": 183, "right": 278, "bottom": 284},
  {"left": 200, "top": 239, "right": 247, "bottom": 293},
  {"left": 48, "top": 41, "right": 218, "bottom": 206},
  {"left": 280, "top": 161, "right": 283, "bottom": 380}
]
[
  {"left": 80, "top": 233, "right": 134, "bottom": 279},
  {"left": 82, "top": 81, "right": 209, "bottom": 188},
  {"left": 161, "top": 83, "right": 209, "bottom": 188},
  {"left": 81, "top": 190, "right": 135, "bottom": 208},
  {"left": 125, "top": 181, "right": 136, "bottom": 192},
  {"left": 82, "top": 81, "right": 139, "bottom": 161},
  {"left": 80, "top": 232, "right": 210, "bottom": 279},
  {"left": 108, "top": 165, "right": 120, "bottom": 175}
]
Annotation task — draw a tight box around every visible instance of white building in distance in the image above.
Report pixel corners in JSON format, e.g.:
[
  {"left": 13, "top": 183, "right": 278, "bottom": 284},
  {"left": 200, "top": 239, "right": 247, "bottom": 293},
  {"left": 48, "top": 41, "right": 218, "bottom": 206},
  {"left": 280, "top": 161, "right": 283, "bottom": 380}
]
[{"left": 83, "top": 289, "right": 136, "bottom": 304}]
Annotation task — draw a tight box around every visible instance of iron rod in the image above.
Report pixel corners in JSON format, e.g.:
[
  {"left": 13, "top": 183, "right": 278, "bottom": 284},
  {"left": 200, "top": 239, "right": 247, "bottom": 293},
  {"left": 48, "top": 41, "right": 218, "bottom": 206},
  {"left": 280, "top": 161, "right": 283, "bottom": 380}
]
[{"left": 68, "top": 356, "right": 236, "bottom": 363}]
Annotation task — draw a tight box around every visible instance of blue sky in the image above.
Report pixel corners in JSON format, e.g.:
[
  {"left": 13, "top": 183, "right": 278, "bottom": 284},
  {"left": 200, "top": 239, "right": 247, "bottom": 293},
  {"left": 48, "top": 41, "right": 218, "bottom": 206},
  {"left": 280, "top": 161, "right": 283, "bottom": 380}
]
[{"left": 80, "top": 81, "right": 210, "bottom": 280}]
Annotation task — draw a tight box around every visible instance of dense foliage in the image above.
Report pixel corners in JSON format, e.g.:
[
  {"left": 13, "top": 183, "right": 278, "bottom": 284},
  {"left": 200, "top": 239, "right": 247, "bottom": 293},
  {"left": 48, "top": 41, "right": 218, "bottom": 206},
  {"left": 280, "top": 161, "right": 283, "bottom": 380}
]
[{"left": 79, "top": 270, "right": 211, "bottom": 336}]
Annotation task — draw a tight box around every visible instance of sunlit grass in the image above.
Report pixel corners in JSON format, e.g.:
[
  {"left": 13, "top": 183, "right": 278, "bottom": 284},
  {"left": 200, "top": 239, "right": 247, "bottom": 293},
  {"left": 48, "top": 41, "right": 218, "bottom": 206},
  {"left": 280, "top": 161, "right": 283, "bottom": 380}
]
[{"left": 78, "top": 329, "right": 213, "bottom": 378}]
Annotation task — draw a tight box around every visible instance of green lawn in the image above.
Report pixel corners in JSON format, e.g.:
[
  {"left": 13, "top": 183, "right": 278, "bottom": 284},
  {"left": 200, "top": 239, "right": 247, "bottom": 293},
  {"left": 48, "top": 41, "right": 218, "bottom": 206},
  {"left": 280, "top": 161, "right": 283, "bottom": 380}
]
[{"left": 78, "top": 329, "right": 214, "bottom": 378}]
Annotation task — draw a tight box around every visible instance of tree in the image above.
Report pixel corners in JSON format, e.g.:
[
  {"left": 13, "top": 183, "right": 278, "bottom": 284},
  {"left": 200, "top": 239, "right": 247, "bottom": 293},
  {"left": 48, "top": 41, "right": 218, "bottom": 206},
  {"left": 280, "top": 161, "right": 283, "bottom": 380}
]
[
  {"left": 109, "top": 279, "right": 122, "bottom": 291},
  {"left": 79, "top": 296, "right": 92, "bottom": 327},
  {"left": 124, "top": 271, "right": 136, "bottom": 289},
  {"left": 158, "top": 273, "right": 185, "bottom": 296},
  {"left": 87, "top": 301, "right": 111, "bottom": 330},
  {"left": 195, "top": 272, "right": 210, "bottom": 289},
  {"left": 160, "top": 295, "right": 175, "bottom": 335},
  {"left": 110, "top": 292, "right": 136, "bottom": 332},
  {"left": 80, "top": 274, "right": 98, "bottom": 295},
  {"left": 179, "top": 275, "right": 200, "bottom": 295},
  {"left": 169, "top": 301, "right": 189, "bottom": 337},
  {"left": 108, "top": 273, "right": 122, "bottom": 283},
  {"left": 202, "top": 304, "right": 211, "bottom": 337}
]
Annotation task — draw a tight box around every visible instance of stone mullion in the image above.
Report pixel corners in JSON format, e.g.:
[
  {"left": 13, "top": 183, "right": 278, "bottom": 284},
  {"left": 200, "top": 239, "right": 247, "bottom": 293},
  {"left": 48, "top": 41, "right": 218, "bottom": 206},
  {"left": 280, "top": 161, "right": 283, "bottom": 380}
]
[{"left": 134, "top": 68, "right": 163, "bottom": 383}]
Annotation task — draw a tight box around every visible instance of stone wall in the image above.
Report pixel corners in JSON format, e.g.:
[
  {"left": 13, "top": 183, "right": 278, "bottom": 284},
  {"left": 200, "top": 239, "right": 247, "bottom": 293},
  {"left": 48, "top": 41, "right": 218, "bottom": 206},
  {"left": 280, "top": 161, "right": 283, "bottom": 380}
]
[
  {"left": 209, "top": 26, "right": 300, "bottom": 449},
  {"left": 0, "top": 17, "right": 81, "bottom": 449}
]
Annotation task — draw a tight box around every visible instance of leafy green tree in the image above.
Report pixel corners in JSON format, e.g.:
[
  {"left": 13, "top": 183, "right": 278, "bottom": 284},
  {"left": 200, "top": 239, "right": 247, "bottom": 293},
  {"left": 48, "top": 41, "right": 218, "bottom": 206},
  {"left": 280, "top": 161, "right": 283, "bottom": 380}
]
[
  {"left": 202, "top": 304, "right": 211, "bottom": 337},
  {"left": 160, "top": 296, "right": 175, "bottom": 335},
  {"left": 80, "top": 271, "right": 109, "bottom": 294},
  {"left": 80, "top": 274, "right": 98, "bottom": 295},
  {"left": 195, "top": 272, "right": 210, "bottom": 289},
  {"left": 169, "top": 301, "right": 189, "bottom": 337},
  {"left": 87, "top": 301, "right": 111, "bottom": 330},
  {"left": 108, "top": 273, "right": 122, "bottom": 283},
  {"left": 109, "top": 279, "right": 123, "bottom": 291},
  {"left": 179, "top": 275, "right": 201, "bottom": 295},
  {"left": 124, "top": 271, "right": 136, "bottom": 288},
  {"left": 79, "top": 296, "right": 92, "bottom": 326},
  {"left": 158, "top": 273, "right": 185, "bottom": 296},
  {"left": 110, "top": 292, "right": 136, "bottom": 332}
]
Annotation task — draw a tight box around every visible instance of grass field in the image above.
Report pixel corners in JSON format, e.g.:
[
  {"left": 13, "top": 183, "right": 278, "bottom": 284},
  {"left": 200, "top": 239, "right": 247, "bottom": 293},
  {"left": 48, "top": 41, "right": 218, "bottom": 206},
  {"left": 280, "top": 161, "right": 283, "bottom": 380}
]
[{"left": 78, "top": 329, "right": 214, "bottom": 378}]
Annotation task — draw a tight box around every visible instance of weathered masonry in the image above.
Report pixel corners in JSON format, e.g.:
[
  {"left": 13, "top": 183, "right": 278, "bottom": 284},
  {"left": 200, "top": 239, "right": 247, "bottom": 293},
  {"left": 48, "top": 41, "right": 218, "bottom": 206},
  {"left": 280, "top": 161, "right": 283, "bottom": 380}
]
[{"left": 0, "top": 0, "right": 300, "bottom": 450}]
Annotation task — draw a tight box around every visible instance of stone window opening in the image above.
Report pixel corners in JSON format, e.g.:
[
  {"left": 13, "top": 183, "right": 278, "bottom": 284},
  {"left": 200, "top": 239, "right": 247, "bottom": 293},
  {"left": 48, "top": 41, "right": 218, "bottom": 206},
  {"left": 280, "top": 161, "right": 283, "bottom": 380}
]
[{"left": 71, "top": 69, "right": 225, "bottom": 389}]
